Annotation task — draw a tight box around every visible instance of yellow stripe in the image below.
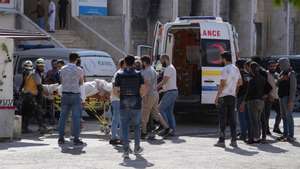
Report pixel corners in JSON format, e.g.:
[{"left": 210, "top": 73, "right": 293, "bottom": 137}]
[{"left": 202, "top": 70, "right": 221, "bottom": 76}]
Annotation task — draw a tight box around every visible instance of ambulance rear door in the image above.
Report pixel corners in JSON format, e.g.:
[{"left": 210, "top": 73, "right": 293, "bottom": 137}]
[{"left": 200, "top": 22, "right": 232, "bottom": 104}]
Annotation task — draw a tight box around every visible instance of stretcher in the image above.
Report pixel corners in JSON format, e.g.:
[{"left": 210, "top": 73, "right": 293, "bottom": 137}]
[{"left": 43, "top": 79, "right": 112, "bottom": 135}]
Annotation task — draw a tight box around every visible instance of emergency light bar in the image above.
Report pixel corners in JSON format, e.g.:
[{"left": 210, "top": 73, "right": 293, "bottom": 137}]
[{"left": 177, "top": 16, "right": 223, "bottom": 22}]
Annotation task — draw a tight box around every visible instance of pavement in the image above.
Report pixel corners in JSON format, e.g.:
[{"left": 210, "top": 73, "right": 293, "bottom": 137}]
[{"left": 0, "top": 113, "right": 300, "bottom": 169}]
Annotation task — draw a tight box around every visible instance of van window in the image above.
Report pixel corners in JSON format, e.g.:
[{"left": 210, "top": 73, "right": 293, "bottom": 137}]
[
  {"left": 201, "top": 39, "right": 230, "bottom": 67},
  {"left": 80, "top": 55, "right": 116, "bottom": 77}
]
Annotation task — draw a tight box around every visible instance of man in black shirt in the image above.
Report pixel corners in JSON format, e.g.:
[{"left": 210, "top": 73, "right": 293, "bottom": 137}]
[{"left": 113, "top": 55, "right": 146, "bottom": 159}]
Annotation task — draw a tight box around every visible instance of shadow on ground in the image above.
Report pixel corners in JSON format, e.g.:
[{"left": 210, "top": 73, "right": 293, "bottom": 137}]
[
  {"left": 0, "top": 141, "right": 48, "bottom": 150},
  {"left": 120, "top": 154, "right": 154, "bottom": 169}
]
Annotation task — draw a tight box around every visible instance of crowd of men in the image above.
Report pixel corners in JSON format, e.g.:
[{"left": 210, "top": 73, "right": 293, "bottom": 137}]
[
  {"left": 215, "top": 52, "right": 297, "bottom": 148},
  {"left": 110, "top": 55, "right": 177, "bottom": 158},
  {"left": 19, "top": 51, "right": 297, "bottom": 158}
]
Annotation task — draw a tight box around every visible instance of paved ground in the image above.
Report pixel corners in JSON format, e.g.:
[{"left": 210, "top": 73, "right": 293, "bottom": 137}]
[{"left": 0, "top": 113, "right": 300, "bottom": 169}]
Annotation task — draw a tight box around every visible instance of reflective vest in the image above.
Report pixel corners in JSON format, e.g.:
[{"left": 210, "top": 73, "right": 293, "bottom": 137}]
[{"left": 23, "top": 74, "right": 38, "bottom": 96}]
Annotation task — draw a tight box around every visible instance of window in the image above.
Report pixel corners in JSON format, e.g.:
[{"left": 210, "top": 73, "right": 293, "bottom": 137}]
[
  {"left": 201, "top": 39, "right": 231, "bottom": 67},
  {"left": 80, "top": 56, "right": 116, "bottom": 77}
]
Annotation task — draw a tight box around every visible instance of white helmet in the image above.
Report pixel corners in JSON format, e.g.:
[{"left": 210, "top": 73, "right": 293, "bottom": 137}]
[
  {"left": 35, "top": 58, "right": 45, "bottom": 66},
  {"left": 23, "top": 60, "right": 33, "bottom": 70}
]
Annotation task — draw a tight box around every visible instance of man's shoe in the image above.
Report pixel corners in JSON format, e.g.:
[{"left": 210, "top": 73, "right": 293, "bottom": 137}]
[
  {"left": 260, "top": 138, "right": 268, "bottom": 144},
  {"left": 141, "top": 133, "right": 148, "bottom": 140},
  {"left": 247, "top": 140, "right": 254, "bottom": 145},
  {"left": 253, "top": 139, "right": 261, "bottom": 144},
  {"left": 147, "top": 132, "right": 156, "bottom": 140},
  {"left": 109, "top": 139, "right": 121, "bottom": 145},
  {"left": 134, "top": 146, "right": 143, "bottom": 155},
  {"left": 214, "top": 141, "right": 225, "bottom": 148},
  {"left": 287, "top": 137, "right": 295, "bottom": 143},
  {"left": 160, "top": 128, "right": 173, "bottom": 137},
  {"left": 273, "top": 128, "right": 283, "bottom": 135},
  {"left": 154, "top": 126, "right": 164, "bottom": 135},
  {"left": 123, "top": 151, "right": 130, "bottom": 159},
  {"left": 73, "top": 139, "right": 85, "bottom": 146},
  {"left": 237, "top": 135, "right": 246, "bottom": 141},
  {"left": 277, "top": 136, "right": 287, "bottom": 142},
  {"left": 266, "top": 130, "right": 272, "bottom": 135},
  {"left": 230, "top": 141, "right": 238, "bottom": 147},
  {"left": 58, "top": 138, "right": 65, "bottom": 145}
]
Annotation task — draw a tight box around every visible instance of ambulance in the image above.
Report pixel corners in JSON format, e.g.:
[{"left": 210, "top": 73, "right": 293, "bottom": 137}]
[{"left": 139, "top": 16, "right": 239, "bottom": 114}]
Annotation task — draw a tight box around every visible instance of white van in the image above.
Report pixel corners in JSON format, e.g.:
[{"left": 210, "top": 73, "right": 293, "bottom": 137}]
[
  {"left": 14, "top": 48, "right": 116, "bottom": 117},
  {"left": 139, "top": 16, "right": 239, "bottom": 113}
]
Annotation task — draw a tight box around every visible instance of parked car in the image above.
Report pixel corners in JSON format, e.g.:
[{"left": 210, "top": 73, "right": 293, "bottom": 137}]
[
  {"left": 263, "top": 55, "right": 300, "bottom": 112},
  {"left": 14, "top": 48, "right": 117, "bottom": 117}
]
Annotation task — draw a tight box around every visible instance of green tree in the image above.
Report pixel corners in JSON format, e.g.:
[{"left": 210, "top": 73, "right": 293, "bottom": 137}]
[{"left": 273, "top": 0, "right": 300, "bottom": 8}]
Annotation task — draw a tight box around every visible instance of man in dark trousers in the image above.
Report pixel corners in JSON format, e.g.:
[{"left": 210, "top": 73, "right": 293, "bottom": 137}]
[
  {"left": 277, "top": 58, "right": 297, "bottom": 142},
  {"left": 58, "top": 0, "right": 69, "bottom": 29},
  {"left": 113, "top": 55, "right": 146, "bottom": 159},
  {"left": 214, "top": 52, "right": 242, "bottom": 148}
]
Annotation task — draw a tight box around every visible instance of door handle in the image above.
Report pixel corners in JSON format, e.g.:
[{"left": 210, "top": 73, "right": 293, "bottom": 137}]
[{"left": 204, "top": 80, "right": 215, "bottom": 83}]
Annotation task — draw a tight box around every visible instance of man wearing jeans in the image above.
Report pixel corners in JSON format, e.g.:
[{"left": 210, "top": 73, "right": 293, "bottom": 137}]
[
  {"left": 109, "top": 59, "right": 125, "bottom": 145},
  {"left": 158, "top": 55, "right": 178, "bottom": 136},
  {"left": 215, "top": 52, "right": 242, "bottom": 148},
  {"left": 113, "top": 55, "right": 146, "bottom": 159},
  {"left": 277, "top": 58, "right": 297, "bottom": 142},
  {"left": 58, "top": 53, "right": 84, "bottom": 146}
]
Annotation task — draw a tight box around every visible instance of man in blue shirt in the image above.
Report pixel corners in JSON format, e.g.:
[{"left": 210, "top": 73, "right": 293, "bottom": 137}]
[{"left": 113, "top": 55, "right": 146, "bottom": 159}]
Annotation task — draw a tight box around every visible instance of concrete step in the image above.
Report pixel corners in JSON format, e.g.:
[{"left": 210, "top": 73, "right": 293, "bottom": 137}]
[{"left": 51, "top": 29, "right": 91, "bottom": 49}]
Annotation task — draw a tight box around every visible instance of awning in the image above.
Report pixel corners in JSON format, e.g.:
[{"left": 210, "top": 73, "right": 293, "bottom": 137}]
[{"left": 0, "top": 29, "right": 50, "bottom": 40}]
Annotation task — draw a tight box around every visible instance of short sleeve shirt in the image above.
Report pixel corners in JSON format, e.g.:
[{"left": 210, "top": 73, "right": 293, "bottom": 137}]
[
  {"left": 163, "top": 64, "right": 177, "bottom": 92},
  {"left": 110, "top": 69, "right": 122, "bottom": 101},
  {"left": 114, "top": 68, "right": 144, "bottom": 110},
  {"left": 219, "top": 64, "right": 241, "bottom": 97},
  {"left": 60, "top": 63, "right": 83, "bottom": 93},
  {"left": 141, "top": 66, "right": 158, "bottom": 96}
]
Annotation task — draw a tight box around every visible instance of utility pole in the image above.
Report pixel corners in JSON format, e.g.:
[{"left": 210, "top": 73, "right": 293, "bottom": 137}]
[{"left": 284, "top": 0, "right": 290, "bottom": 54}]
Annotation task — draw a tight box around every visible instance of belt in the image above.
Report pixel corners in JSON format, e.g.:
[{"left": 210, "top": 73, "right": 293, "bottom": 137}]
[
  {"left": 62, "top": 92, "right": 80, "bottom": 94},
  {"left": 164, "top": 89, "right": 178, "bottom": 93}
]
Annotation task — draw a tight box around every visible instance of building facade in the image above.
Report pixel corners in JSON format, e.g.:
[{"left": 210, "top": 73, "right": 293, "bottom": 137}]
[{"left": 128, "top": 0, "right": 300, "bottom": 58}]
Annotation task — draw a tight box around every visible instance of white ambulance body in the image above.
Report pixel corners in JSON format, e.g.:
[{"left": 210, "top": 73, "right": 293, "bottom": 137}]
[{"left": 151, "top": 16, "right": 239, "bottom": 113}]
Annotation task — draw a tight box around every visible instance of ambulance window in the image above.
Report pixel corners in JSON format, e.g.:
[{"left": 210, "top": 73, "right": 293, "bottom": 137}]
[{"left": 201, "top": 39, "right": 230, "bottom": 67}]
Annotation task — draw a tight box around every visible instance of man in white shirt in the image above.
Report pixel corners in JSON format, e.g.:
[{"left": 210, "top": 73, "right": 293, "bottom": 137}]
[
  {"left": 158, "top": 55, "right": 178, "bottom": 136},
  {"left": 109, "top": 59, "right": 125, "bottom": 145},
  {"left": 48, "top": 0, "right": 56, "bottom": 33},
  {"left": 214, "top": 52, "right": 242, "bottom": 148}
]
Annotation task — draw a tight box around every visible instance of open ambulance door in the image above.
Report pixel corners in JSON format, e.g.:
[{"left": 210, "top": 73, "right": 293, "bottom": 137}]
[{"left": 136, "top": 21, "right": 162, "bottom": 61}]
